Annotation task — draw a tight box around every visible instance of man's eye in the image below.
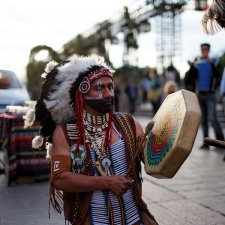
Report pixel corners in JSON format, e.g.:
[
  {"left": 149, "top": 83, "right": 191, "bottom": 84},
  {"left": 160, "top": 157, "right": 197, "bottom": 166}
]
[{"left": 108, "top": 84, "right": 113, "bottom": 90}]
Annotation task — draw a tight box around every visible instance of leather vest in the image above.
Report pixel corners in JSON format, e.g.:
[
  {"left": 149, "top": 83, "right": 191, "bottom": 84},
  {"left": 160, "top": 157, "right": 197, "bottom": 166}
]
[{"left": 54, "top": 113, "right": 155, "bottom": 225}]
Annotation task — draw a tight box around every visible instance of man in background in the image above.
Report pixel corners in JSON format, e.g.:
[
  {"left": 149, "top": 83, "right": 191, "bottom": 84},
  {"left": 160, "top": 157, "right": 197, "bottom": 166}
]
[{"left": 196, "top": 43, "right": 224, "bottom": 149}]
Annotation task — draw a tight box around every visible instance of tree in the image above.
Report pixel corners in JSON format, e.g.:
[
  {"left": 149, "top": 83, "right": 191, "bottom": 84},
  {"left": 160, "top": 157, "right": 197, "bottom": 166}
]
[{"left": 26, "top": 45, "right": 60, "bottom": 100}]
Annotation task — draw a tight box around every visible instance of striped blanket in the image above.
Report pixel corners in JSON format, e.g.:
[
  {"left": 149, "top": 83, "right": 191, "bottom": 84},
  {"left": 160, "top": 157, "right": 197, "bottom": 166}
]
[{"left": 0, "top": 114, "right": 50, "bottom": 185}]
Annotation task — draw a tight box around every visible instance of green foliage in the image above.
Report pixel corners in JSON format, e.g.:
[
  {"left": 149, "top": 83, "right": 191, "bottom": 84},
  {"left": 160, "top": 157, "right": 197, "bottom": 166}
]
[
  {"left": 61, "top": 35, "right": 90, "bottom": 59},
  {"left": 122, "top": 7, "right": 139, "bottom": 51},
  {"left": 115, "top": 65, "right": 148, "bottom": 83}
]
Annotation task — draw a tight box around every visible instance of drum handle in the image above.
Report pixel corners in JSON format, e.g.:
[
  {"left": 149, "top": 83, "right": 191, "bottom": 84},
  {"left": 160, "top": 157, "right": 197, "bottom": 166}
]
[
  {"left": 126, "top": 121, "right": 154, "bottom": 177},
  {"left": 204, "top": 137, "right": 225, "bottom": 149}
]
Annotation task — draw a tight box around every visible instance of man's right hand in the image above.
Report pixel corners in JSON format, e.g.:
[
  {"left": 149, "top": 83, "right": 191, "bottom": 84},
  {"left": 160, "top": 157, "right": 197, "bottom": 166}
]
[{"left": 106, "top": 175, "right": 134, "bottom": 196}]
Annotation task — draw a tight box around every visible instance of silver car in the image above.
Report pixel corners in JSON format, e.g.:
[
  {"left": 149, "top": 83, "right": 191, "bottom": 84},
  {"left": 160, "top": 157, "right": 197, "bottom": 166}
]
[{"left": 0, "top": 70, "right": 30, "bottom": 113}]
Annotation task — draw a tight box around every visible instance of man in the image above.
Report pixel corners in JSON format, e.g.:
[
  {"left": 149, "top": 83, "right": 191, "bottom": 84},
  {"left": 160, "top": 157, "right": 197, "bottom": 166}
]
[
  {"left": 125, "top": 77, "right": 138, "bottom": 115},
  {"left": 195, "top": 43, "right": 224, "bottom": 149},
  {"left": 30, "top": 56, "right": 158, "bottom": 225},
  {"left": 202, "top": 0, "right": 225, "bottom": 160}
]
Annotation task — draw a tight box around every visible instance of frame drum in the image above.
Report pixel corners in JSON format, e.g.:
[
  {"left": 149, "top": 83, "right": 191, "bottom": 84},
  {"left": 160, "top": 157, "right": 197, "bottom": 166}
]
[{"left": 144, "top": 89, "right": 201, "bottom": 178}]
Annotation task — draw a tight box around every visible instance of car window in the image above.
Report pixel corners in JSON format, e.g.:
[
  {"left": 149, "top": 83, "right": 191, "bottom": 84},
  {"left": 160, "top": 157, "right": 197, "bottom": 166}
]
[{"left": 0, "top": 70, "right": 22, "bottom": 89}]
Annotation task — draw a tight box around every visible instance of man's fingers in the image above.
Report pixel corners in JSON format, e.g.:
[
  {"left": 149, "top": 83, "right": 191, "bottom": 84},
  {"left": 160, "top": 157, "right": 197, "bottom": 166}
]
[
  {"left": 145, "top": 121, "right": 154, "bottom": 134},
  {"left": 126, "top": 178, "right": 134, "bottom": 186}
]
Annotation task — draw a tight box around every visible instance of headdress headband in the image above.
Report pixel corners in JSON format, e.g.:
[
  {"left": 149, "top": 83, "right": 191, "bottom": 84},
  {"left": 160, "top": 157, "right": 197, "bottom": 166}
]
[
  {"left": 41, "top": 55, "right": 113, "bottom": 124},
  {"left": 79, "top": 68, "right": 113, "bottom": 94}
]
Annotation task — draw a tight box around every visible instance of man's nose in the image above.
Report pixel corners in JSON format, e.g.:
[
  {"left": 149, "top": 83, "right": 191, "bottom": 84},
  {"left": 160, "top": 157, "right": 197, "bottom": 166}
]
[{"left": 103, "top": 87, "right": 114, "bottom": 98}]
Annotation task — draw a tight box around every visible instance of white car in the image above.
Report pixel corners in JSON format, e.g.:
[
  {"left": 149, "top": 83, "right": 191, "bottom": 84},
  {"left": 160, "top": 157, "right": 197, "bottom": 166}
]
[{"left": 0, "top": 70, "right": 30, "bottom": 113}]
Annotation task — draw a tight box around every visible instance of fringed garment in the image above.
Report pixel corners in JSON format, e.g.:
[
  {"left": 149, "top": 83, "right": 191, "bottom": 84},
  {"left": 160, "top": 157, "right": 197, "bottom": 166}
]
[{"left": 89, "top": 132, "right": 143, "bottom": 225}]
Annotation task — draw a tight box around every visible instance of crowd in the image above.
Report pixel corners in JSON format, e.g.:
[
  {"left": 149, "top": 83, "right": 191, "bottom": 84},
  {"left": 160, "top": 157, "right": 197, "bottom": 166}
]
[{"left": 117, "top": 43, "right": 225, "bottom": 161}]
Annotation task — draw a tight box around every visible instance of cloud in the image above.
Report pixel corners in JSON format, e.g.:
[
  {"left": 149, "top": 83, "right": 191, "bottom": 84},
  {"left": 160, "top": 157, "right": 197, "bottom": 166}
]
[{"left": 1, "top": 0, "right": 225, "bottom": 81}]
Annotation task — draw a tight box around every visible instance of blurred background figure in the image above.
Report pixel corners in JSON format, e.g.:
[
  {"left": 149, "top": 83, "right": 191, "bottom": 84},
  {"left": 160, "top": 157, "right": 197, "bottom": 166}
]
[
  {"left": 201, "top": 0, "right": 225, "bottom": 160},
  {"left": 164, "top": 64, "right": 181, "bottom": 86},
  {"left": 141, "top": 74, "right": 151, "bottom": 104},
  {"left": 125, "top": 76, "right": 138, "bottom": 115},
  {"left": 147, "top": 68, "right": 163, "bottom": 115},
  {"left": 196, "top": 43, "right": 224, "bottom": 149},
  {"left": 113, "top": 77, "right": 121, "bottom": 112},
  {"left": 220, "top": 68, "right": 225, "bottom": 161},
  {"left": 184, "top": 59, "right": 198, "bottom": 93},
  {"left": 162, "top": 80, "right": 178, "bottom": 101},
  {"left": 220, "top": 68, "right": 225, "bottom": 111}
]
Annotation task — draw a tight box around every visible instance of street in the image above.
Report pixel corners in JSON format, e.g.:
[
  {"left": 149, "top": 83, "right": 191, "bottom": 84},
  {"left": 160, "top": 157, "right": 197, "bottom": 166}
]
[{"left": 0, "top": 116, "right": 225, "bottom": 225}]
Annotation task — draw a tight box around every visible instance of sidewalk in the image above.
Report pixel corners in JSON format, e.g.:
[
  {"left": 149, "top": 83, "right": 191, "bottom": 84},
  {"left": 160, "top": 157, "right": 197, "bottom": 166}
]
[
  {"left": 0, "top": 116, "right": 225, "bottom": 225},
  {"left": 138, "top": 116, "right": 225, "bottom": 225}
]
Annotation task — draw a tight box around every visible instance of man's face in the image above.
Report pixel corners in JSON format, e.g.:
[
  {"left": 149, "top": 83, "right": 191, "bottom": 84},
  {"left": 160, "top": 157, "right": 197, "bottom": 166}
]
[
  {"left": 84, "top": 76, "right": 114, "bottom": 114},
  {"left": 201, "top": 45, "right": 210, "bottom": 58},
  {"left": 85, "top": 76, "right": 114, "bottom": 99}
]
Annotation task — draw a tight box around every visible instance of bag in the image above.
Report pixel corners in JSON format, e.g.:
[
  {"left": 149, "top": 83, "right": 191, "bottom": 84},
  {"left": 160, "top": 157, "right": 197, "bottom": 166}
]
[{"left": 148, "top": 89, "right": 161, "bottom": 102}]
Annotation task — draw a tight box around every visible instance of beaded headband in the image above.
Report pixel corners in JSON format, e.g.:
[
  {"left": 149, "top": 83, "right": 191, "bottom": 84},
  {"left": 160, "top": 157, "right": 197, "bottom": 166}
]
[{"left": 79, "top": 68, "right": 113, "bottom": 94}]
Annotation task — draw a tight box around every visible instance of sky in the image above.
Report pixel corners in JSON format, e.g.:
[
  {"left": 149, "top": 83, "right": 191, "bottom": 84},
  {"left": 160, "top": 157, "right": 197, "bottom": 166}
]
[{"left": 0, "top": 0, "right": 225, "bottom": 82}]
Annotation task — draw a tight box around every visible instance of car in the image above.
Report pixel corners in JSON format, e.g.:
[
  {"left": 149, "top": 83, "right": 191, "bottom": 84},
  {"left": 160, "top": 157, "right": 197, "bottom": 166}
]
[{"left": 0, "top": 69, "right": 30, "bottom": 113}]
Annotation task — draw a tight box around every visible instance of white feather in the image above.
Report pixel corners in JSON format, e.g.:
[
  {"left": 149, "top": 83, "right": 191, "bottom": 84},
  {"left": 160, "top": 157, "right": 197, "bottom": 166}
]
[
  {"left": 32, "top": 136, "right": 44, "bottom": 149},
  {"left": 45, "top": 142, "right": 53, "bottom": 158},
  {"left": 45, "top": 61, "right": 58, "bottom": 73},
  {"left": 44, "top": 55, "right": 113, "bottom": 123},
  {"left": 23, "top": 109, "right": 36, "bottom": 128},
  {"left": 41, "top": 72, "right": 47, "bottom": 78}
]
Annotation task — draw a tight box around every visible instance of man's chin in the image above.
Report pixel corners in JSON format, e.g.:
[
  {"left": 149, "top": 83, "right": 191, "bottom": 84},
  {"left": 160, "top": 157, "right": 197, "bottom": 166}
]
[
  {"left": 84, "top": 98, "right": 114, "bottom": 114},
  {"left": 96, "top": 105, "right": 113, "bottom": 114}
]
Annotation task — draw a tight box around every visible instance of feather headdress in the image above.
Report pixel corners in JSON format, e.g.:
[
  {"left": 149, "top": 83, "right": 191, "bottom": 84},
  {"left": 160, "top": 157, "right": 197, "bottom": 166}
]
[
  {"left": 202, "top": 0, "right": 225, "bottom": 35},
  {"left": 43, "top": 55, "right": 112, "bottom": 124},
  {"left": 30, "top": 55, "right": 113, "bottom": 151}
]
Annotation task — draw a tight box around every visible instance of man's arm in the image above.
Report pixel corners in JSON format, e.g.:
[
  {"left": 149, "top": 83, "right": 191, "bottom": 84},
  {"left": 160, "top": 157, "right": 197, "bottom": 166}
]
[
  {"left": 133, "top": 118, "right": 154, "bottom": 163},
  {"left": 134, "top": 118, "right": 144, "bottom": 138},
  {"left": 51, "top": 125, "right": 133, "bottom": 195},
  {"left": 133, "top": 118, "right": 145, "bottom": 163}
]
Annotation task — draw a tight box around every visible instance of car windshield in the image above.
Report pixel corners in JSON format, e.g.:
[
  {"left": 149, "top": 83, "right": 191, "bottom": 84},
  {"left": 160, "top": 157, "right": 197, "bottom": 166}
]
[{"left": 0, "top": 70, "right": 22, "bottom": 89}]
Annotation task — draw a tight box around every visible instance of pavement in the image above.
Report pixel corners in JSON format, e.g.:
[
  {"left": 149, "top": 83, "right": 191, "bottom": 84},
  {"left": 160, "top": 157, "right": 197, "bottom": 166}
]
[{"left": 0, "top": 116, "right": 225, "bottom": 225}]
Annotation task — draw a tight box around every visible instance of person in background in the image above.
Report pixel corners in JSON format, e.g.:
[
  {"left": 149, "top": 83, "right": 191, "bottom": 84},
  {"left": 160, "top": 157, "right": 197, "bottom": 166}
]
[
  {"left": 184, "top": 59, "right": 198, "bottom": 93},
  {"left": 196, "top": 43, "right": 224, "bottom": 149},
  {"left": 125, "top": 77, "right": 138, "bottom": 115},
  {"left": 141, "top": 74, "right": 151, "bottom": 104},
  {"left": 113, "top": 77, "right": 121, "bottom": 112},
  {"left": 147, "top": 68, "right": 163, "bottom": 115},
  {"left": 162, "top": 80, "right": 178, "bottom": 101},
  {"left": 220, "top": 68, "right": 225, "bottom": 108},
  {"left": 164, "top": 64, "right": 181, "bottom": 86},
  {"left": 220, "top": 68, "right": 225, "bottom": 161},
  {"left": 202, "top": 0, "right": 225, "bottom": 160}
]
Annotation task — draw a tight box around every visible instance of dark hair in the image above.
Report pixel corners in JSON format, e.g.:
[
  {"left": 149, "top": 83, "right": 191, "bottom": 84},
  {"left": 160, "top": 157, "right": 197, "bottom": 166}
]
[{"left": 200, "top": 43, "right": 211, "bottom": 49}]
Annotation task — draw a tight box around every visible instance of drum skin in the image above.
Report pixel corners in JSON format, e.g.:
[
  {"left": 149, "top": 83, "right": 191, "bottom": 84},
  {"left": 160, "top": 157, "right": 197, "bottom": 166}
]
[{"left": 144, "top": 89, "right": 201, "bottom": 178}]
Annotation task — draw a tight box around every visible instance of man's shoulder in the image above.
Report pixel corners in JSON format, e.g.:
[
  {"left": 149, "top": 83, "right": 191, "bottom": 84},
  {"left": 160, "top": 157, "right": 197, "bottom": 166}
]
[
  {"left": 113, "top": 111, "right": 126, "bottom": 115},
  {"left": 113, "top": 111, "right": 133, "bottom": 119},
  {"left": 113, "top": 111, "right": 135, "bottom": 125}
]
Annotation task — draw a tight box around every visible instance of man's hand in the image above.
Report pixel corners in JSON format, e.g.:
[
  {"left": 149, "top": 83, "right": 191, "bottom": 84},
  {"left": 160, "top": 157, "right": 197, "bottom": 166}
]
[
  {"left": 138, "top": 121, "right": 154, "bottom": 153},
  {"left": 106, "top": 176, "right": 134, "bottom": 196}
]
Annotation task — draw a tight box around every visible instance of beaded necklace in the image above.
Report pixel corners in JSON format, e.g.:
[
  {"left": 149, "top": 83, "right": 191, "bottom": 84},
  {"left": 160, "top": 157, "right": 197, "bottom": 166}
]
[
  {"left": 84, "top": 110, "right": 109, "bottom": 125},
  {"left": 84, "top": 111, "right": 111, "bottom": 175}
]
